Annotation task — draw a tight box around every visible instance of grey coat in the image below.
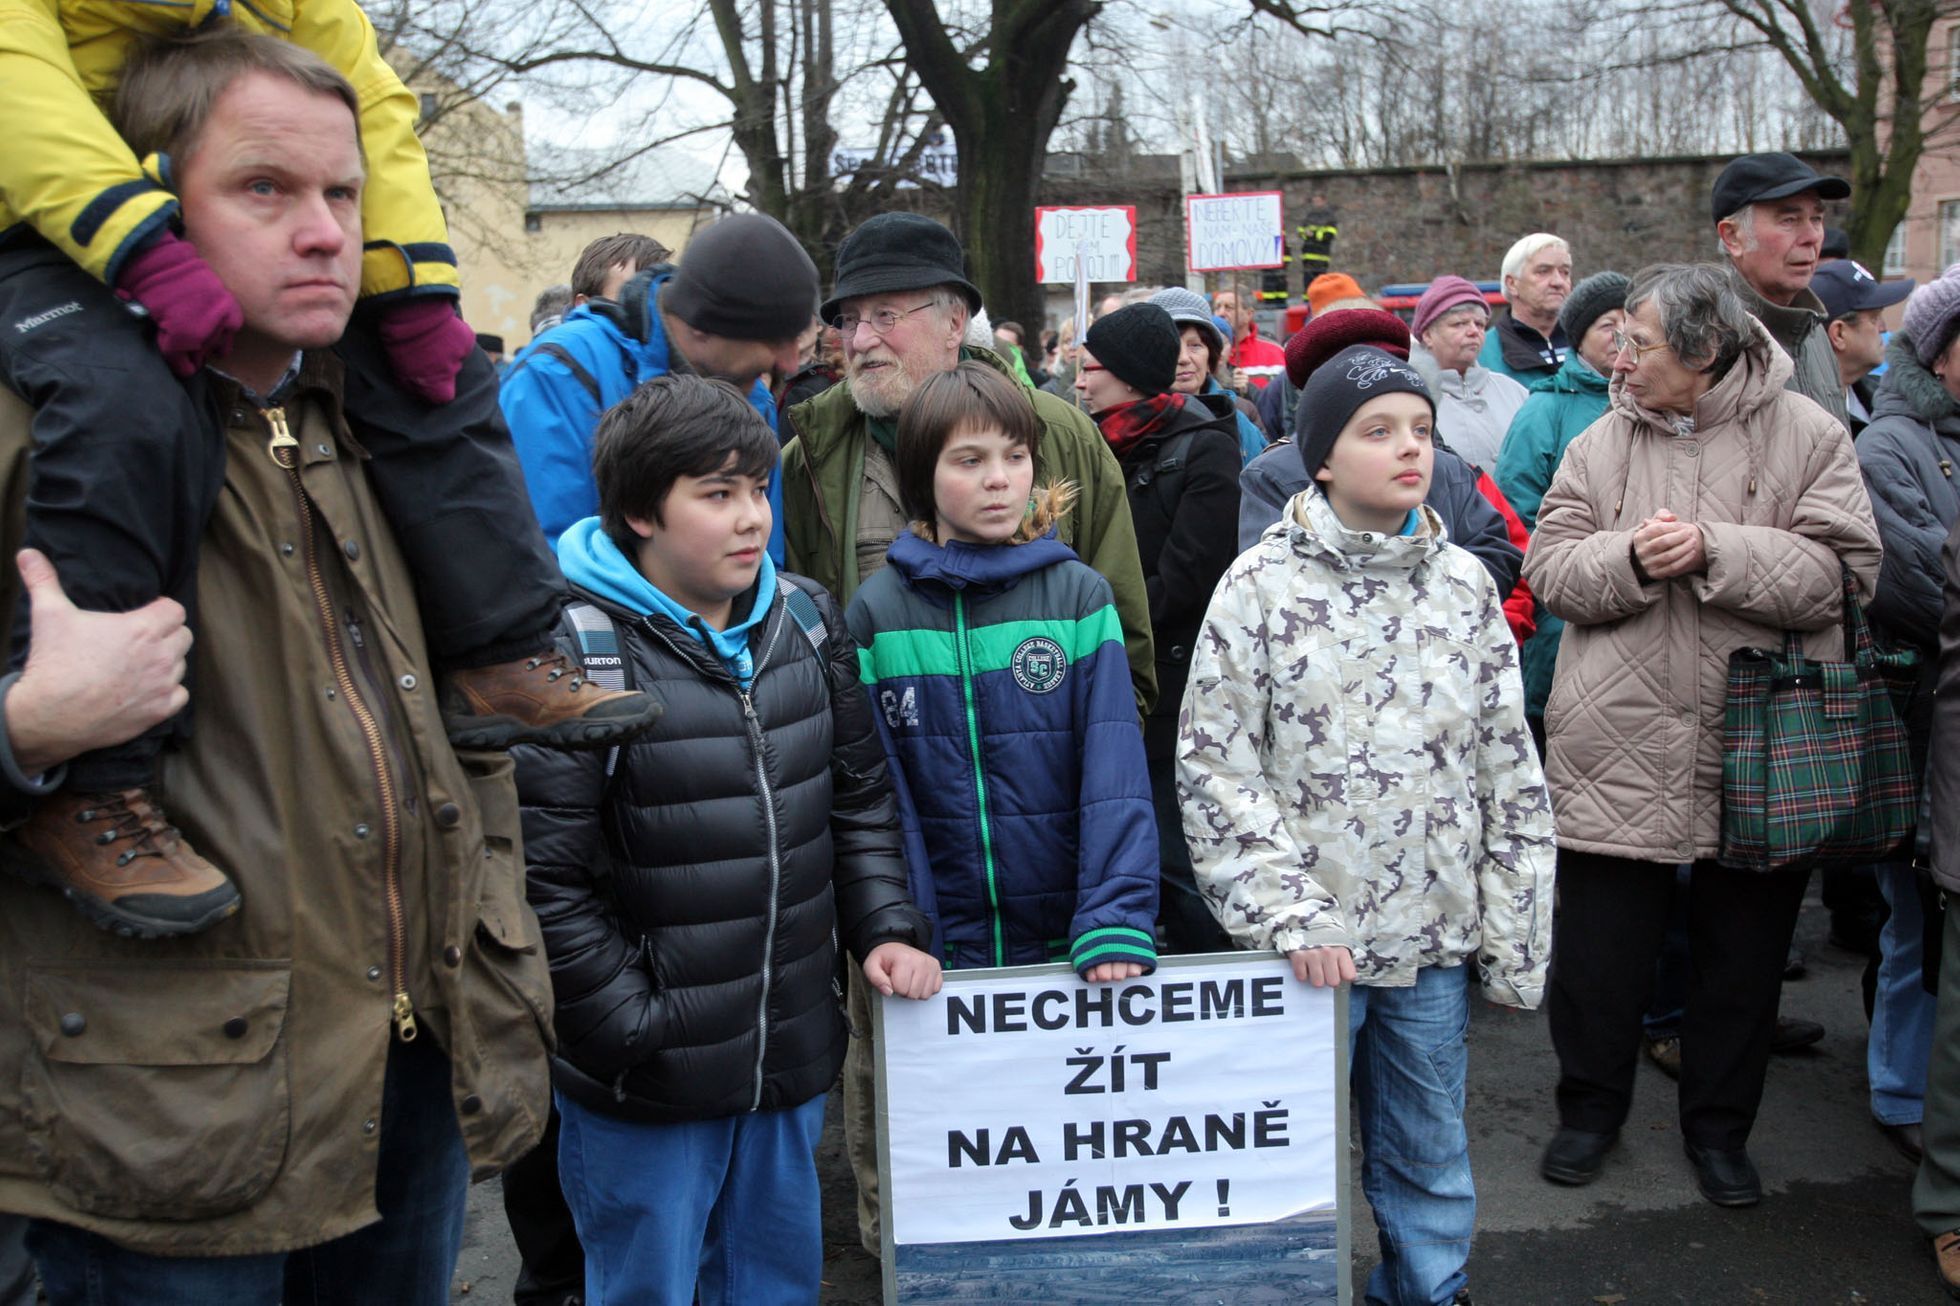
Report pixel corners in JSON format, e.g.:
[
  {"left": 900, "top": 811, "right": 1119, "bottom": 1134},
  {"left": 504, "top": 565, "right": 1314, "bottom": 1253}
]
[
  {"left": 1928, "top": 508, "right": 1960, "bottom": 890},
  {"left": 1856, "top": 334, "right": 1960, "bottom": 647},
  {"left": 1725, "top": 262, "right": 1850, "bottom": 434}
]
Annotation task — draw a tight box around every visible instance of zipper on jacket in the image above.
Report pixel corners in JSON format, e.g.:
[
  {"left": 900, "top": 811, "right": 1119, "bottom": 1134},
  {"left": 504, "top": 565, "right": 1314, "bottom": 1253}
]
[
  {"left": 952, "top": 592, "right": 1006, "bottom": 965},
  {"left": 266, "top": 407, "right": 416, "bottom": 1043},
  {"left": 643, "top": 604, "right": 788, "bottom": 1109}
]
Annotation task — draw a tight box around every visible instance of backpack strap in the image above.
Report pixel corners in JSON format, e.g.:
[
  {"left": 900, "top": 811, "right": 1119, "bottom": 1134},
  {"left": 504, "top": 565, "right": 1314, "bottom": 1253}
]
[
  {"left": 563, "top": 600, "right": 634, "bottom": 776},
  {"left": 1128, "top": 429, "right": 1200, "bottom": 493},
  {"left": 776, "top": 575, "right": 828, "bottom": 658},
  {"left": 508, "top": 342, "right": 603, "bottom": 407}
]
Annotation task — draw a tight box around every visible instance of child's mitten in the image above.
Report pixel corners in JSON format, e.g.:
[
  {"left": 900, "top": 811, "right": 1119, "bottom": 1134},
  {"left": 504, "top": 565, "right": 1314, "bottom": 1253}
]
[
  {"left": 378, "top": 298, "right": 475, "bottom": 405},
  {"left": 113, "top": 232, "right": 244, "bottom": 378}
]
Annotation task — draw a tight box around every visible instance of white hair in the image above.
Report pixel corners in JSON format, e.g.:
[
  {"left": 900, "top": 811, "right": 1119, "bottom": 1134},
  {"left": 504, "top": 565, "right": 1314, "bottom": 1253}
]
[
  {"left": 1502, "top": 233, "right": 1570, "bottom": 284},
  {"left": 1716, "top": 204, "right": 1759, "bottom": 255},
  {"left": 965, "top": 304, "right": 993, "bottom": 350}
]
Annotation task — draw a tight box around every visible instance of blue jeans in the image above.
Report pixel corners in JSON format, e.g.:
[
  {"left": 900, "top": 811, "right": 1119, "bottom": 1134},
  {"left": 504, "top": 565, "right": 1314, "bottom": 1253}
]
[
  {"left": 26, "top": 1035, "right": 468, "bottom": 1306},
  {"left": 556, "top": 1091, "right": 827, "bottom": 1306},
  {"left": 1871, "top": 862, "right": 1935, "bottom": 1125},
  {"left": 1348, "top": 965, "right": 1474, "bottom": 1306}
]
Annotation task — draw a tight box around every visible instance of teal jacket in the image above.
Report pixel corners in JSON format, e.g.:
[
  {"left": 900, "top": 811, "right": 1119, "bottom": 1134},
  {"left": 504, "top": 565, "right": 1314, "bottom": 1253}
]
[{"left": 1493, "top": 351, "right": 1611, "bottom": 719}]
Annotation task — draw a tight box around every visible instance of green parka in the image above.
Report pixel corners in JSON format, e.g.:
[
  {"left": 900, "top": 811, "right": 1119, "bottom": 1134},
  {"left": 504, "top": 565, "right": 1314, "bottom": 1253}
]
[
  {"left": 0, "top": 358, "right": 551, "bottom": 1255},
  {"left": 782, "top": 346, "right": 1156, "bottom": 714}
]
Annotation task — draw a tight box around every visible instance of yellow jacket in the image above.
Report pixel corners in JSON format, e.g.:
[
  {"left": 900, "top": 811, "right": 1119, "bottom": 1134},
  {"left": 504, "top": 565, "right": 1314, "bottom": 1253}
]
[{"left": 1, "top": 0, "right": 458, "bottom": 301}]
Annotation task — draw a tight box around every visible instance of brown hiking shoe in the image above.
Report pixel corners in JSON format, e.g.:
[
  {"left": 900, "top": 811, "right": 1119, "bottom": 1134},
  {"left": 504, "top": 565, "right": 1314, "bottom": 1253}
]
[
  {"left": 442, "top": 649, "right": 661, "bottom": 751},
  {"left": 1933, "top": 1229, "right": 1960, "bottom": 1299},
  {"left": 8, "top": 789, "right": 240, "bottom": 938}
]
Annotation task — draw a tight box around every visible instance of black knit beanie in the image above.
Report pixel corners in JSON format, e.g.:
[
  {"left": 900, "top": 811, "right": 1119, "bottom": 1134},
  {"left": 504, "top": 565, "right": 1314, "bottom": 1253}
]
[
  {"left": 1295, "top": 346, "right": 1435, "bottom": 481},
  {"left": 1557, "top": 271, "right": 1631, "bottom": 348},
  {"left": 662, "top": 213, "right": 818, "bottom": 341},
  {"left": 1084, "top": 304, "right": 1180, "bottom": 396}
]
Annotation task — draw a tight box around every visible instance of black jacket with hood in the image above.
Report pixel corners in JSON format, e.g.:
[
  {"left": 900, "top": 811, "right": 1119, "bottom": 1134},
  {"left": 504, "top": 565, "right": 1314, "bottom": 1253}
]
[
  {"left": 1108, "top": 392, "right": 1244, "bottom": 758},
  {"left": 516, "top": 572, "right": 929, "bottom": 1122}
]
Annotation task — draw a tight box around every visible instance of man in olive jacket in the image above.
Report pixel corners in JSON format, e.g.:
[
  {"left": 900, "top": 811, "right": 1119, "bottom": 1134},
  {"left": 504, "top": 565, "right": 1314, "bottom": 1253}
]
[
  {"left": 781, "top": 214, "right": 1153, "bottom": 711},
  {"left": 0, "top": 31, "right": 549, "bottom": 1298},
  {"left": 781, "top": 212, "right": 1153, "bottom": 1259}
]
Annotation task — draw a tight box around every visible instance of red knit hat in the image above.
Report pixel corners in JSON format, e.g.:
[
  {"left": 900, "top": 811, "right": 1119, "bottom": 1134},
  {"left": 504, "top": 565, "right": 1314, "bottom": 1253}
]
[
  {"left": 1411, "top": 275, "right": 1488, "bottom": 340},
  {"left": 1283, "top": 308, "right": 1410, "bottom": 386}
]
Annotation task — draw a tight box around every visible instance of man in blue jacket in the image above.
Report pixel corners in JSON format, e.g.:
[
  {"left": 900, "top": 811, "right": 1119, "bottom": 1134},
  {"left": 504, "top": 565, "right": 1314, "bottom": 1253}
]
[{"left": 500, "top": 214, "right": 816, "bottom": 564}]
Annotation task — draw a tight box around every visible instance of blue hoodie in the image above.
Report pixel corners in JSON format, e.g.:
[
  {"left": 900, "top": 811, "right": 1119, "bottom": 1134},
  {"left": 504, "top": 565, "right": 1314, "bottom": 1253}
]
[
  {"left": 500, "top": 273, "right": 786, "bottom": 565},
  {"left": 844, "top": 529, "right": 1159, "bottom": 976},
  {"left": 557, "top": 517, "right": 776, "bottom": 687}
]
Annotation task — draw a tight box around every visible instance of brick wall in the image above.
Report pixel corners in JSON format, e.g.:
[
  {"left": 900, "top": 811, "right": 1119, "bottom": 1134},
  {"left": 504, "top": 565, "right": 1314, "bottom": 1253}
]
[{"left": 1034, "top": 151, "right": 1852, "bottom": 325}]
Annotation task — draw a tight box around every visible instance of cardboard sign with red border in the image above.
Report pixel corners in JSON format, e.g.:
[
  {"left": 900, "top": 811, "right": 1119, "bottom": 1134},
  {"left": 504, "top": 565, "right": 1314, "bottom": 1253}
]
[{"left": 1034, "top": 206, "right": 1138, "bottom": 285}]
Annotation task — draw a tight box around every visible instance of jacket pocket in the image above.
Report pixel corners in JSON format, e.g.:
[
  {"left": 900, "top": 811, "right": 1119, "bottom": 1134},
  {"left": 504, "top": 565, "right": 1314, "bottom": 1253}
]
[
  {"left": 463, "top": 754, "right": 554, "bottom": 1051},
  {"left": 20, "top": 962, "right": 291, "bottom": 1220}
]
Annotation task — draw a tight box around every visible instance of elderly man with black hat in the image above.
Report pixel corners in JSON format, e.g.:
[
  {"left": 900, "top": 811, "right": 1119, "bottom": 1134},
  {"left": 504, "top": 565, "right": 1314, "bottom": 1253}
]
[
  {"left": 1712, "top": 151, "right": 1854, "bottom": 429},
  {"left": 501, "top": 212, "right": 818, "bottom": 555},
  {"left": 779, "top": 210, "right": 1151, "bottom": 1260}
]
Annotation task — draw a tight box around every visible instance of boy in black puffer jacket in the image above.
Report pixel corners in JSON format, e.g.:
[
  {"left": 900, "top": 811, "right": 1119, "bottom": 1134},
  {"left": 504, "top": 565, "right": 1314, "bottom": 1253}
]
[{"left": 514, "top": 375, "right": 940, "bottom": 1306}]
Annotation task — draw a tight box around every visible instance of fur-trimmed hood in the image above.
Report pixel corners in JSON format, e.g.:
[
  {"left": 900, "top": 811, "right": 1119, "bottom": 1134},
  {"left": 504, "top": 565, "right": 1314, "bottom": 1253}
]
[{"left": 1871, "top": 332, "right": 1960, "bottom": 432}]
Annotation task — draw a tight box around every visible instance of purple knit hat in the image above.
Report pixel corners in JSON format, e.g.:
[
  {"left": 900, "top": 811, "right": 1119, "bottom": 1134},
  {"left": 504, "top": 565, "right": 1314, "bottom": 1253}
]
[
  {"left": 1411, "top": 276, "right": 1489, "bottom": 339},
  {"left": 1903, "top": 263, "right": 1960, "bottom": 367}
]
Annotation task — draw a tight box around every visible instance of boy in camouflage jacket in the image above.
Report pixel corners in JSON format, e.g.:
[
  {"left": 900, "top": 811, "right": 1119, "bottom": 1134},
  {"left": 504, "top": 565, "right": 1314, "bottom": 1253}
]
[{"left": 1177, "top": 344, "right": 1554, "bottom": 1306}]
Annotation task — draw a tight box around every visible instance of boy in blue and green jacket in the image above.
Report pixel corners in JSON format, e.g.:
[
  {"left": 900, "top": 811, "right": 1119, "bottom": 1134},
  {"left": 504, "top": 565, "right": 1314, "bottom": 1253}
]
[{"left": 846, "top": 363, "right": 1159, "bottom": 979}]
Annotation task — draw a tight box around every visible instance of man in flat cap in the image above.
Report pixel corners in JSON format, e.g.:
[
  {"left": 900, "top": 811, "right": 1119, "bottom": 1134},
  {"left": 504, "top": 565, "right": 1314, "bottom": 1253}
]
[{"left": 1713, "top": 151, "right": 1854, "bottom": 429}]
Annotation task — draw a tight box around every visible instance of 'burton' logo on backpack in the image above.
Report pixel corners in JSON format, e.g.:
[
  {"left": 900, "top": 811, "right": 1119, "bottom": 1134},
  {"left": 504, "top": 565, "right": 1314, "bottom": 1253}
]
[{"left": 1011, "top": 636, "right": 1067, "bottom": 694}]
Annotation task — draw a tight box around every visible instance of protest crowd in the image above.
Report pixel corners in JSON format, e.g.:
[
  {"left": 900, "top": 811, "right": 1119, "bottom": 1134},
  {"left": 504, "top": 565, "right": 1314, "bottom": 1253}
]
[{"left": 0, "top": 8, "right": 1957, "bottom": 1306}]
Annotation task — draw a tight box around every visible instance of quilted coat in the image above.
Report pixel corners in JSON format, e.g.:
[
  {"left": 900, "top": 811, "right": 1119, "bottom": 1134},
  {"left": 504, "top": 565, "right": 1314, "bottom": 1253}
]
[
  {"left": 1177, "top": 487, "right": 1554, "bottom": 1008},
  {"left": 1522, "top": 315, "right": 1881, "bottom": 863},
  {"left": 516, "top": 558, "right": 929, "bottom": 1123}
]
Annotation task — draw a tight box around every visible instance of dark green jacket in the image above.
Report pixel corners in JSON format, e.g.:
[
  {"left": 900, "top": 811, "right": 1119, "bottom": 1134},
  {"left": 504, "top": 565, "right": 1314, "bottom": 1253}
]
[{"left": 782, "top": 346, "right": 1156, "bottom": 714}]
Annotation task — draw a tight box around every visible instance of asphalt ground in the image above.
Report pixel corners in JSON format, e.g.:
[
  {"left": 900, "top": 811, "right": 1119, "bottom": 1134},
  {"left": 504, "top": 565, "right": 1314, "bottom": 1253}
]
[{"left": 451, "top": 885, "right": 1948, "bottom": 1304}]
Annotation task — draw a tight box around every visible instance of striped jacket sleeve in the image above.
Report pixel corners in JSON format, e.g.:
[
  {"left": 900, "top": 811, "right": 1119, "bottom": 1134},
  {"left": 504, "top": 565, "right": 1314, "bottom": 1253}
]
[
  {"left": 1063, "top": 576, "right": 1160, "bottom": 976},
  {"left": 0, "top": 0, "right": 179, "bottom": 286}
]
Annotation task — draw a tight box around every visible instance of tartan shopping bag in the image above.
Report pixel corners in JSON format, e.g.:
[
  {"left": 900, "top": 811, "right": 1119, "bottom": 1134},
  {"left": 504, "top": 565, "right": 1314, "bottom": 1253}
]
[{"left": 1719, "top": 565, "right": 1920, "bottom": 873}]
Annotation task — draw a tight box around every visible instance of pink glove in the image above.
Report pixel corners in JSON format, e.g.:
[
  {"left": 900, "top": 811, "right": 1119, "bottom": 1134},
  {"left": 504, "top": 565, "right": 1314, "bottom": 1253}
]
[
  {"left": 113, "top": 232, "right": 244, "bottom": 379},
  {"left": 379, "top": 298, "right": 475, "bottom": 405}
]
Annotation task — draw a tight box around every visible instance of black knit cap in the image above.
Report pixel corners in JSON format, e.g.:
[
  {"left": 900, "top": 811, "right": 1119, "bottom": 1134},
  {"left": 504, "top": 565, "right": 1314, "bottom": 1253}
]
[
  {"left": 1557, "top": 271, "right": 1630, "bottom": 346},
  {"left": 1295, "top": 345, "right": 1434, "bottom": 482},
  {"left": 662, "top": 214, "right": 819, "bottom": 341},
  {"left": 1084, "top": 303, "right": 1180, "bottom": 396},
  {"left": 821, "top": 213, "right": 983, "bottom": 324}
]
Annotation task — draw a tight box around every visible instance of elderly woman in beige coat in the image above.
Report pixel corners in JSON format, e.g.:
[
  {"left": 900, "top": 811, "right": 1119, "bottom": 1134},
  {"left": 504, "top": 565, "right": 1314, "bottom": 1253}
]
[{"left": 1524, "top": 263, "right": 1881, "bottom": 1208}]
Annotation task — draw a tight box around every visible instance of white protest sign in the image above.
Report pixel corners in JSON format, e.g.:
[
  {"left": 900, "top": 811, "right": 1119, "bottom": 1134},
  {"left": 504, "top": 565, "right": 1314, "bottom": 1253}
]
[
  {"left": 1034, "top": 206, "right": 1137, "bottom": 286},
  {"left": 1186, "top": 191, "right": 1285, "bottom": 272},
  {"left": 878, "top": 955, "right": 1338, "bottom": 1248}
]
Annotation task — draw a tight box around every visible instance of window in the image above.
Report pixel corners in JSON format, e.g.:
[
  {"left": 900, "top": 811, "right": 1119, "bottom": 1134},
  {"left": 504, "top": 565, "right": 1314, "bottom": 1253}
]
[
  {"left": 1884, "top": 224, "right": 1907, "bottom": 277},
  {"left": 418, "top": 92, "right": 438, "bottom": 122},
  {"left": 524, "top": 213, "right": 542, "bottom": 234},
  {"left": 1951, "top": 23, "right": 1960, "bottom": 99},
  {"left": 1941, "top": 201, "right": 1960, "bottom": 271}
]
